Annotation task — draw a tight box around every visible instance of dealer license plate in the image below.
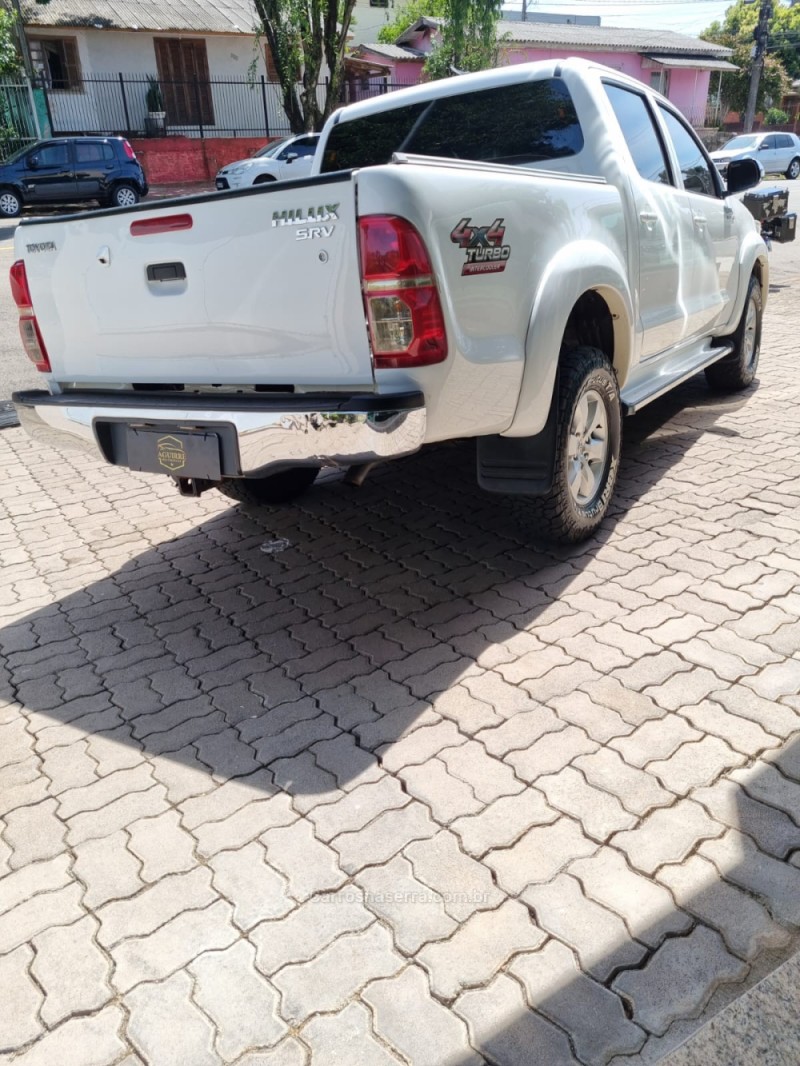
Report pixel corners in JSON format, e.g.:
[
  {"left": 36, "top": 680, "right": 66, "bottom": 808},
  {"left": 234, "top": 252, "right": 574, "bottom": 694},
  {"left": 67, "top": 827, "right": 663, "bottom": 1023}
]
[{"left": 126, "top": 428, "right": 221, "bottom": 480}]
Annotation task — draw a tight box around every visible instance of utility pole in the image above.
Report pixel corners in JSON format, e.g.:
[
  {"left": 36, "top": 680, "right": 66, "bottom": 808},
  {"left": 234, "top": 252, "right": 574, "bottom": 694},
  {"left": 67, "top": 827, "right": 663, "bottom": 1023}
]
[{"left": 743, "top": 0, "right": 772, "bottom": 133}]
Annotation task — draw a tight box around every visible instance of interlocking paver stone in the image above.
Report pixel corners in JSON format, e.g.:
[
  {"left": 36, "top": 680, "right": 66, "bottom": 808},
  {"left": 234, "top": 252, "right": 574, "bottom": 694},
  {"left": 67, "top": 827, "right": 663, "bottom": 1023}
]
[
  {"left": 0, "top": 1004, "right": 128, "bottom": 1066},
  {"left": 658, "top": 854, "right": 790, "bottom": 960},
  {"left": 0, "top": 852, "right": 71, "bottom": 914},
  {"left": 537, "top": 766, "right": 637, "bottom": 839},
  {"left": 310, "top": 732, "right": 384, "bottom": 791},
  {"left": 331, "top": 801, "right": 437, "bottom": 874},
  {"left": 404, "top": 829, "right": 504, "bottom": 920},
  {"left": 612, "top": 925, "right": 748, "bottom": 1036},
  {"left": 235, "top": 1040, "right": 307, "bottom": 1066},
  {"left": 486, "top": 815, "right": 596, "bottom": 893},
  {"left": 548, "top": 690, "right": 634, "bottom": 743},
  {"left": 570, "top": 846, "right": 691, "bottom": 947},
  {"left": 190, "top": 940, "right": 287, "bottom": 1060},
  {"left": 450, "top": 788, "right": 558, "bottom": 857},
  {"left": 438, "top": 740, "right": 524, "bottom": 801},
  {"left": 454, "top": 972, "right": 573, "bottom": 1066},
  {"left": 693, "top": 777, "right": 800, "bottom": 859},
  {"left": 647, "top": 736, "right": 745, "bottom": 795},
  {"left": 66, "top": 783, "right": 170, "bottom": 847},
  {"left": 511, "top": 940, "right": 646, "bottom": 1065},
  {"left": 0, "top": 945, "right": 43, "bottom": 1049},
  {"left": 418, "top": 897, "right": 545, "bottom": 999},
  {"left": 522, "top": 874, "right": 647, "bottom": 980},
  {"left": 250, "top": 886, "right": 373, "bottom": 975},
  {"left": 126, "top": 808, "right": 196, "bottom": 881},
  {"left": 306, "top": 776, "right": 407, "bottom": 842},
  {"left": 700, "top": 827, "right": 800, "bottom": 927},
  {"left": 179, "top": 769, "right": 276, "bottom": 829},
  {"left": 508, "top": 724, "right": 599, "bottom": 782},
  {"left": 261, "top": 819, "right": 346, "bottom": 902},
  {"left": 111, "top": 898, "right": 238, "bottom": 992},
  {"left": 301, "top": 1003, "right": 403, "bottom": 1066},
  {"left": 209, "top": 841, "right": 294, "bottom": 930},
  {"left": 474, "top": 705, "right": 565, "bottom": 756},
  {"left": 728, "top": 762, "right": 800, "bottom": 823},
  {"left": 366, "top": 965, "right": 483, "bottom": 1066},
  {"left": 97, "top": 867, "right": 215, "bottom": 947},
  {"left": 678, "top": 699, "right": 780, "bottom": 757},
  {"left": 356, "top": 854, "right": 457, "bottom": 952},
  {"left": 610, "top": 717, "right": 702, "bottom": 768},
  {"left": 574, "top": 747, "right": 673, "bottom": 816},
  {"left": 377, "top": 719, "right": 465, "bottom": 772},
  {"left": 611, "top": 798, "right": 724, "bottom": 874},
  {"left": 31, "top": 915, "right": 111, "bottom": 1025},
  {"left": 192, "top": 793, "right": 297, "bottom": 858},
  {"left": 272, "top": 922, "right": 402, "bottom": 1024},
  {"left": 399, "top": 758, "right": 484, "bottom": 822},
  {"left": 0, "top": 881, "right": 84, "bottom": 955},
  {"left": 126, "top": 970, "right": 221, "bottom": 1066}
]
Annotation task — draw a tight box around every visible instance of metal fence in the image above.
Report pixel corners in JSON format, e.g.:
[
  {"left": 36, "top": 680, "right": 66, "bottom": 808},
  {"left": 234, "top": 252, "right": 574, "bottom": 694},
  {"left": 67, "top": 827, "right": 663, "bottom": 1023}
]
[
  {"left": 0, "top": 76, "right": 39, "bottom": 160},
  {"left": 42, "top": 73, "right": 407, "bottom": 140}
]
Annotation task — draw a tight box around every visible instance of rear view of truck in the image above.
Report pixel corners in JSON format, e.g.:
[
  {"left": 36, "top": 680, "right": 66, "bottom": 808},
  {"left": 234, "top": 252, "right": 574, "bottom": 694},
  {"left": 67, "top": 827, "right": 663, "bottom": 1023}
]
[{"left": 10, "top": 172, "right": 434, "bottom": 503}]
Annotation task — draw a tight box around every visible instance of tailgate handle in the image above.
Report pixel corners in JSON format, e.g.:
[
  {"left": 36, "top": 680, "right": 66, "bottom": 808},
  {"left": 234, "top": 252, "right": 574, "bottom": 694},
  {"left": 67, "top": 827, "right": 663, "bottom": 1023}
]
[{"left": 146, "top": 262, "right": 186, "bottom": 283}]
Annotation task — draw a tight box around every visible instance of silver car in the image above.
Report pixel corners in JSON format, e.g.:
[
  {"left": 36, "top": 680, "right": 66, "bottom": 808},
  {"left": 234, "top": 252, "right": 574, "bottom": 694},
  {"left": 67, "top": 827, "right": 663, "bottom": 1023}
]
[{"left": 711, "top": 132, "right": 800, "bottom": 181}]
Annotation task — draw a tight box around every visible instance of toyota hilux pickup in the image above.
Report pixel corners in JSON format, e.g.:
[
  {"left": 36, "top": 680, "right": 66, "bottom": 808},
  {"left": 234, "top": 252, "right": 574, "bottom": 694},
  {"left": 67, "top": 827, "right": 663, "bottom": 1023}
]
[{"left": 11, "top": 58, "right": 767, "bottom": 542}]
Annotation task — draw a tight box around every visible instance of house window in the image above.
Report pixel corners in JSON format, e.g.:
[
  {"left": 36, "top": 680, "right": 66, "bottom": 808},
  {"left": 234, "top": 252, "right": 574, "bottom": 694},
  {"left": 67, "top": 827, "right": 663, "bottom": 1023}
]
[
  {"left": 649, "top": 69, "right": 670, "bottom": 97},
  {"left": 29, "top": 37, "right": 81, "bottom": 91},
  {"left": 154, "top": 38, "right": 214, "bottom": 126}
]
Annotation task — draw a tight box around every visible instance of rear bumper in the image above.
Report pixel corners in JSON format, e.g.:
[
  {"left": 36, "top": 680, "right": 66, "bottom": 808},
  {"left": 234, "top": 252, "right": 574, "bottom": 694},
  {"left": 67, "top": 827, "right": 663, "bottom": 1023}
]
[{"left": 12, "top": 389, "right": 426, "bottom": 478}]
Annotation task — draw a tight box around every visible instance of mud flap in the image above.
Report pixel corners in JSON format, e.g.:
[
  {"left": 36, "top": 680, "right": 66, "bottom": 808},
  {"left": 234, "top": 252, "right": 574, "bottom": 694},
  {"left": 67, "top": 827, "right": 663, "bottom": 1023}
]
[{"left": 477, "top": 374, "right": 558, "bottom": 496}]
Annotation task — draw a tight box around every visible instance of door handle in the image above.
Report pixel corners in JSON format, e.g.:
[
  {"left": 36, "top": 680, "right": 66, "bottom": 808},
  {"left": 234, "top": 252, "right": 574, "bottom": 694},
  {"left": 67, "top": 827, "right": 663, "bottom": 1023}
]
[
  {"left": 693, "top": 214, "right": 707, "bottom": 228},
  {"left": 639, "top": 211, "right": 658, "bottom": 231}
]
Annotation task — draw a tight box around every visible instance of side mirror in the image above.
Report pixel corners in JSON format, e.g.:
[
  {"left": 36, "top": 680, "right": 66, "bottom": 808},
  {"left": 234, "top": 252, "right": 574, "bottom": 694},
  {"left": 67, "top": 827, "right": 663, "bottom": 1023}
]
[
  {"left": 758, "top": 143, "right": 770, "bottom": 150},
  {"left": 285, "top": 152, "right": 298, "bottom": 163},
  {"left": 726, "top": 157, "right": 761, "bottom": 194},
  {"left": 28, "top": 155, "right": 39, "bottom": 169}
]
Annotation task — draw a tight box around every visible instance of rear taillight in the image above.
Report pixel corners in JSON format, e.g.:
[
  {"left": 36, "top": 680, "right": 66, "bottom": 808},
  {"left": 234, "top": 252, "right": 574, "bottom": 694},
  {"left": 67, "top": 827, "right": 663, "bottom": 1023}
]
[
  {"left": 122, "top": 139, "right": 136, "bottom": 160},
  {"left": 358, "top": 215, "right": 447, "bottom": 369},
  {"left": 10, "top": 260, "right": 51, "bottom": 372}
]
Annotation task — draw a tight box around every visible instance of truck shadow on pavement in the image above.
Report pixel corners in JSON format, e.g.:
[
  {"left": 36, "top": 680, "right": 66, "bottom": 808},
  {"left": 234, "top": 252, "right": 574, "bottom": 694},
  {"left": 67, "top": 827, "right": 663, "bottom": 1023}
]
[{"left": 3, "top": 372, "right": 799, "bottom": 1063}]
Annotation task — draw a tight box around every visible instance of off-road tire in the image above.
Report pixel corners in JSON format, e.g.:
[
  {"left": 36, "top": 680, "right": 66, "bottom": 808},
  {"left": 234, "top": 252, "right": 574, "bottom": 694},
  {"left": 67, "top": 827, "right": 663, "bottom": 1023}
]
[
  {"left": 515, "top": 346, "right": 621, "bottom": 544},
  {"left": 215, "top": 466, "right": 319, "bottom": 505},
  {"left": 705, "top": 274, "right": 762, "bottom": 392}
]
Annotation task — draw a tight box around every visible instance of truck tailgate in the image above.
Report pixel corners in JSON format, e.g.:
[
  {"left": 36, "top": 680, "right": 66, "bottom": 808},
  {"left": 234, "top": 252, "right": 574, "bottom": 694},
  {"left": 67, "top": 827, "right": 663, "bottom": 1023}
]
[{"left": 16, "top": 172, "right": 374, "bottom": 388}]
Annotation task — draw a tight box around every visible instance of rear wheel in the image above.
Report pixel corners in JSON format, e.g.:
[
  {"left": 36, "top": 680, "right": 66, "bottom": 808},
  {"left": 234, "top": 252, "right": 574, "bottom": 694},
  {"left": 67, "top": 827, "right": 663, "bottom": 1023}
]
[
  {"left": 215, "top": 466, "right": 320, "bottom": 505},
  {"left": 785, "top": 157, "right": 800, "bottom": 180},
  {"left": 110, "top": 183, "right": 140, "bottom": 208},
  {"left": 705, "top": 274, "right": 762, "bottom": 392},
  {"left": 515, "top": 346, "right": 621, "bottom": 544},
  {"left": 0, "top": 188, "right": 21, "bottom": 217}
]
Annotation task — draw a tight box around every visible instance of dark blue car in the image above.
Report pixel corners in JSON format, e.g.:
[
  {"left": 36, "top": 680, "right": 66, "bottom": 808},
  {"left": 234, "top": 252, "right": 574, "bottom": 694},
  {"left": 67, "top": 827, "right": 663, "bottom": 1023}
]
[{"left": 0, "top": 136, "right": 149, "bottom": 218}]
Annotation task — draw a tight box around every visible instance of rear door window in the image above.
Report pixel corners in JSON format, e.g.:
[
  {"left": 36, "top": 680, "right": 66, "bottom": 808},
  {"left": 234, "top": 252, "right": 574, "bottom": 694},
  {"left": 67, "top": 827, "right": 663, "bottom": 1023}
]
[
  {"left": 321, "top": 79, "right": 583, "bottom": 172},
  {"left": 603, "top": 83, "right": 671, "bottom": 185}
]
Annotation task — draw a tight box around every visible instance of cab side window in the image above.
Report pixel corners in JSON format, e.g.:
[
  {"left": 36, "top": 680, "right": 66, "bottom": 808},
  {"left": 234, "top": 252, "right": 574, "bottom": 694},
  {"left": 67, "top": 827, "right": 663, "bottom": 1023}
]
[
  {"left": 658, "top": 106, "right": 717, "bottom": 197},
  {"left": 603, "top": 83, "right": 671, "bottom": 185}
]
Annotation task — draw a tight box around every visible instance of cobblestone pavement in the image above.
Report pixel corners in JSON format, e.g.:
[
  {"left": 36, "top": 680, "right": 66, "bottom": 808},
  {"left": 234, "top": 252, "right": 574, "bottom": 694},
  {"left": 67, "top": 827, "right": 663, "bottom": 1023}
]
[{"left": 1, "top": 283, "right": 800, "bottom": 1066}]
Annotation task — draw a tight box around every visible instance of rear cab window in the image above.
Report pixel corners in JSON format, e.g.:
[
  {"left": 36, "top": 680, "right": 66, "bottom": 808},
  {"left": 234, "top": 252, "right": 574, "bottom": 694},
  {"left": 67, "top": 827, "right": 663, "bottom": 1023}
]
[{"left": 321, "top": 78, "right": 584, "bottom": 173}]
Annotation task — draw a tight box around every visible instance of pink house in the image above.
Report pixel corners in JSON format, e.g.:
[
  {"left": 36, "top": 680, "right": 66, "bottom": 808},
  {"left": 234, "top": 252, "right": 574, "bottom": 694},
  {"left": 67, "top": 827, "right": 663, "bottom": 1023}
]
[{"left": 349, "top": 18, "right": 736, "bottom": 127}]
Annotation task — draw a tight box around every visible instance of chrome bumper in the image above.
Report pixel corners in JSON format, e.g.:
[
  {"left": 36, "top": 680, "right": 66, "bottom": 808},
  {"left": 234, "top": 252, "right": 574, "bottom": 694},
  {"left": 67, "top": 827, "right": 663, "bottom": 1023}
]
[{"left": 12, "top": 390, "right": 426, "bottom": 478}]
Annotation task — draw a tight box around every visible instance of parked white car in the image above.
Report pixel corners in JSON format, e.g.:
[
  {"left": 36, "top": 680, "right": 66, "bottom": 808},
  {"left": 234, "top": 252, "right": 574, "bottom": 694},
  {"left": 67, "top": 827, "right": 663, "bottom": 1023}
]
[
  {"left": 711, "top": 132, "right": 800, "bottom": 181},
  {"left": 215, "top": 134, "right": 320, "bottom": 190}
]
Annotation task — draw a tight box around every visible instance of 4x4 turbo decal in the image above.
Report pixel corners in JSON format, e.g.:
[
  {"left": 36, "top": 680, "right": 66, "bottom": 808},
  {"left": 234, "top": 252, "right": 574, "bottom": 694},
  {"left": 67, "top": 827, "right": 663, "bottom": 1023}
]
[{"left": 450, "top": 217, "right": 510, "bottom": 276}]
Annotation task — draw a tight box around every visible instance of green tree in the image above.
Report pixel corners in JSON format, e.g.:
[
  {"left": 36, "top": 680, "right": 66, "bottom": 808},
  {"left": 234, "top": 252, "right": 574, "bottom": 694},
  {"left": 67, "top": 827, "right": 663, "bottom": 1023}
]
[
  {"left": 377, "top": 0, "right": 447, "bottom": 45},
  {"left": 769, "top": 1, "right": 800, "bottom": 79},
  {"left": 0, "top": 8, "right": 22, "bottom": 75},
  {"left": 253, "top": 0, "right": 358, "bottom": 132},
  {"left": 423, "top": 0, "right": 503, "bottom": 80},
  {"left": 702, "top": 0, "right": 791, "bottom": 117}
]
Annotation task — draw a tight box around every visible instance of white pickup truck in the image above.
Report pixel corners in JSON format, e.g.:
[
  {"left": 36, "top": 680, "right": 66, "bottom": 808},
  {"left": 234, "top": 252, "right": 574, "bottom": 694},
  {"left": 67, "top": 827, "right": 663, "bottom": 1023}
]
[{"left": 11, "top": 59, "right": 767, "bottom": 542}]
